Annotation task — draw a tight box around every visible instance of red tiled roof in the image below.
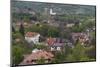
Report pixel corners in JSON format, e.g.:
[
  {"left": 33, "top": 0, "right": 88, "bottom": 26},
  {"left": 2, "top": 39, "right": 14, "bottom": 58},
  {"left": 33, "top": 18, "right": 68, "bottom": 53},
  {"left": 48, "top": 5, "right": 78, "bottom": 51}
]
[
  {"left": 25, "top": 32, "right": 39, "bottom": 37},
  {"left": 47, "top": 37, "right": 56, "bottom": 45},
  {"left": 20, "top": 50, "right": 54, "bottom": 65},
  {"left": 26, "top": 50, "right": 54, "bottom": 60},
  {"left": 71, "top": 33, "right": 83, "bottom": 36}
]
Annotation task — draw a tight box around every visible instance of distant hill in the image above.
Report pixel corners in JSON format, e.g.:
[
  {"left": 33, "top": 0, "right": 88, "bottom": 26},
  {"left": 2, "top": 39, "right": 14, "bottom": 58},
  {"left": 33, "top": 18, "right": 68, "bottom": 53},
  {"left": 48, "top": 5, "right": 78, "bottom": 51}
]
[{"left": 11, "top": 1, "right": 96, "bottom": 16}]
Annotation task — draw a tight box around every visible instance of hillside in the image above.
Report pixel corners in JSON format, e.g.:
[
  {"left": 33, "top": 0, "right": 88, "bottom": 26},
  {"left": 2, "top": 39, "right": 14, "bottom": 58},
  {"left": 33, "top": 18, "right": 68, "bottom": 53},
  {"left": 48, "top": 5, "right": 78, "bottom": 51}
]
[{"left": 11, "top": 1, "right": 96, "bottom": 16}]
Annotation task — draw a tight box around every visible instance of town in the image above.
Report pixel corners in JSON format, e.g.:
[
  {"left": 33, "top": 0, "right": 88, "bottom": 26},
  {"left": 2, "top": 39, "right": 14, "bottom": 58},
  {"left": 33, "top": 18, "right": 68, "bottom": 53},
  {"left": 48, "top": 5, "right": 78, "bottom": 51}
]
[{"left": 12, "top": 1, "right": 96, "bottom": 66}]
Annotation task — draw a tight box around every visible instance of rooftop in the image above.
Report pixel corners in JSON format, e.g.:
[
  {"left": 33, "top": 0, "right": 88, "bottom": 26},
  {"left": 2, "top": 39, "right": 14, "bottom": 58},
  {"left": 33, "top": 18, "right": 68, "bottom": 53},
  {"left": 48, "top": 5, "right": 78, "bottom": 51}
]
[
  {"left": 20, "top": 49, "right": 54, "bottom": 65},
  {"left": 25, "top": 32, "right": 40, "bottom": 37},
  {"left": 46, "top": 37, "right": 66, "bottom": 46}
]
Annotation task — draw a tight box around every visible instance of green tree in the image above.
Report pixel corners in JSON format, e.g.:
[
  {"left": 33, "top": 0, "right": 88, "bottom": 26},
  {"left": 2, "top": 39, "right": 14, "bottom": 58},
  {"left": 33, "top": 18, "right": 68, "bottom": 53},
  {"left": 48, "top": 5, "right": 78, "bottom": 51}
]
[
  {"left": 86, "top": 45, "right": 96, "bottom": 60},
  {"left": 66, "top": 41, "right": 90, "bottom": 62},
  {"left": 51, "top": 45, "right": 72, "bottom": 63},
  {"left": 53, "top": 52, "right": 66, "bottom": 63},
  {"left": 47, "top": 27, "right": 60, "bottom": 37},
  {"left": 12, "top": 45, "right": 24, "bottom": 64}
]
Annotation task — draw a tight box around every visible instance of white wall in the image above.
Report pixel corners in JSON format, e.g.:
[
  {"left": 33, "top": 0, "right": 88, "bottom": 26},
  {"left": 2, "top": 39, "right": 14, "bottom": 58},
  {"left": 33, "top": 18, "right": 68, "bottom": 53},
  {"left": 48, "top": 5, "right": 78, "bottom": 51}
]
[{"left": 0, "top": 0, "right": 100, "bottom": 67}]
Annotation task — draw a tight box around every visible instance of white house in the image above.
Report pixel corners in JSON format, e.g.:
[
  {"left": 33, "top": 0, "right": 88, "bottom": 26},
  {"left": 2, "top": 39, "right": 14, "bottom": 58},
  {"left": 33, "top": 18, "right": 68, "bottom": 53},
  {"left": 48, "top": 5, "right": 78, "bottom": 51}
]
[
  {"left": 25, "top": 32, "right": 40, "bottom": 44},
  {"left": 66, "top": 23, "right": 75, "bottom": 27}
]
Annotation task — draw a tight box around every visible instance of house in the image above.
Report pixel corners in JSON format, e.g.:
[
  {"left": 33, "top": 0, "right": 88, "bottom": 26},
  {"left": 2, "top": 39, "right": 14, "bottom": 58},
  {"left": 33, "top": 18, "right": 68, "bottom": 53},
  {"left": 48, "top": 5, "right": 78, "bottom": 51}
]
[
  {"left": 15, "top": 38, "right": 21, "bottom": 43},
  {"left": 16, "top": 22, "right": 21, "bottom": 26},
  {"left": 29, "top": 11, "right": 36, "bottom": 15},
  {"left": 71, "top": 33, "right": 90, "bottom": 46},
  {"left": 66, "top": 23, "right": 75, "bottom": 27},
  {"left": 20, "top": 49, "right": 54, "bottom": 65},
  {"left": 46, "top": 37, "right": 66, "bottom": 51},
  {"left": 49, "top": 43, "right": 65, "bottom": 51},
  {"left": 16, "top": 22, "right": 28, "bottom": 26},
  {"left": 15, "top": 22, "right": 32, "bottom": 28},
  {"left": 25, "top": 32, "right": 40, "bottom": 44}
]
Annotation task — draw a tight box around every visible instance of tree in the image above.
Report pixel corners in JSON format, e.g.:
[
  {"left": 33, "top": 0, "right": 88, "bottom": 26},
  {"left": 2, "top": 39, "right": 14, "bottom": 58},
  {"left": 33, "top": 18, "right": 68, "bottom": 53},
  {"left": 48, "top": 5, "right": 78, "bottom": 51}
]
[
  {"left": 66, "top": 41, "right": 90, "bottom": 62},
  {"left": 53, "top": 52, "right": 67, "bottom": 63},
  {"left": 12, "top": 26, "right": 15, "bottom": 33},
  {"left": 33, "top": 44, "right": 48, "bottom": 50},
  {"left": 12, "top": 45, "right": 24, "bottom": 64},
  {"left": 19, "top": 23, "right": 25, "bottom": 36},
  {"left": 47, "top": 27, "right": 60, "bottom": 37},
  {"left": 86, "top": 45, "right": 96, "bottom": 60}
]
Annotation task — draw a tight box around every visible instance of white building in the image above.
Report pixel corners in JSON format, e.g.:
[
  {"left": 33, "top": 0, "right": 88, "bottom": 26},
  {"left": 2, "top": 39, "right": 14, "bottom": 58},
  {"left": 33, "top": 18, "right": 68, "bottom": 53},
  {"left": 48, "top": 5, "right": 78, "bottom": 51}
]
[
  {"left": 50, "top": 8, "right": 56, "bottom": 15},
  {"left": 66, "top": 23, "right": 75, "bottom": 27},
  {"left": 25, "top": 32, "right": 40, "bottom": 44}
]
